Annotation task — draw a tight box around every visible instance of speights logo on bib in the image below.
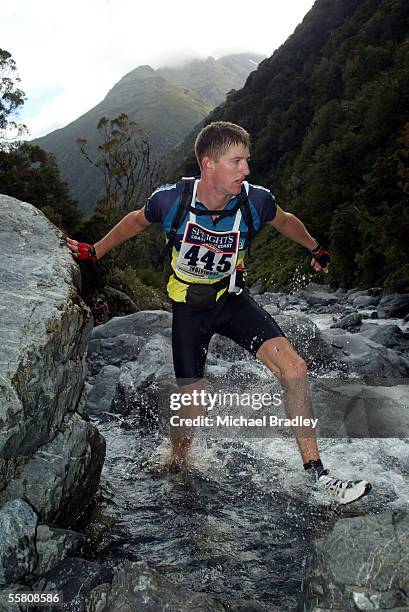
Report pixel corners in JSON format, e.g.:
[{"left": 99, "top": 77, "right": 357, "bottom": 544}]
[{"left": 185, "top": 223, "right": 238, "bottom": 253}]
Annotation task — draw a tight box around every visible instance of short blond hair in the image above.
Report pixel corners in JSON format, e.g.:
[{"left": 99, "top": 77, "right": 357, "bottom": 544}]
[{"left": 195, "top": 121, "right": 250, "bottom": 167}]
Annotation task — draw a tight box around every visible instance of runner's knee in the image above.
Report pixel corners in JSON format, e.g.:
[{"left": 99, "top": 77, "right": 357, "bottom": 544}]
[{"left": 281, "top": 356, "right": 308, "bottom": 379}]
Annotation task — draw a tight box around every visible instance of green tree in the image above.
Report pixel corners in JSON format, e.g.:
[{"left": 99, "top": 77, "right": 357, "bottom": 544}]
[
  {"left": 0, "top": 143, "right": 83, "bottom": 234},
  {"left": 0, "top": 48, "right": 27, "bottom": 148},
  {"left": 77, "top": 113, "right": 163, "bottom": 212}
]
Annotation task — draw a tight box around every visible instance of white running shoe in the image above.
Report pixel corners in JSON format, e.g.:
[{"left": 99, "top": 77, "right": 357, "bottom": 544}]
[{"left": 317, "top": 471, "right": 372, "bottom": 505}]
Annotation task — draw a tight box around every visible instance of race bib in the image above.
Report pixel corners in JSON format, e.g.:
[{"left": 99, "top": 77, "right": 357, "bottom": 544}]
[
  {"left": 176, "top": 222, "right": 240, "bottom": 280},
  {"left": 174, "top": 178, "right": 243, "bottom": 282}
]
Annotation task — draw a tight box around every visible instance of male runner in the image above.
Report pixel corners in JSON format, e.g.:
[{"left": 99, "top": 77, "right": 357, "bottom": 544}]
[{"left": 66, "top": 121, "right": 371, "bottom": 504}]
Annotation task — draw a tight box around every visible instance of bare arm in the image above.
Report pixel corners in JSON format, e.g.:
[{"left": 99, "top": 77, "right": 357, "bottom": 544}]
[
  {"left": 66, "top": 207, "right": 151, "bottom": 260},
  {"left": 270, "top": 205, "right": 318, "bottom": 250},
  {"left": 270, "top": 205, "right": 329, "bottom": 273}
]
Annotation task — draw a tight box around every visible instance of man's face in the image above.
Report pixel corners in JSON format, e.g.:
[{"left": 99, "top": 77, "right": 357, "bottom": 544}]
[{"left": 205, "top": 142, "right": 250, "bottom": 197}]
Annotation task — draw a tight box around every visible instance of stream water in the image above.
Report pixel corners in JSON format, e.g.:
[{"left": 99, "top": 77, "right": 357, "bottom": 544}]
[{"left": 77, "top": 310, "right": 409, "bottom": 610}]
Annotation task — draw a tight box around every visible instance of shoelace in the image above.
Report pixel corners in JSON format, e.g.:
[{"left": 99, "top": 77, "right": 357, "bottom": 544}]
[{"left": 319, "top": 475, "right": 359, "bottom": 495}]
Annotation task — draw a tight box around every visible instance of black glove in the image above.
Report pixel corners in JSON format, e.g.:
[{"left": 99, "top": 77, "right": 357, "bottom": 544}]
[{"left": 310, "top": 243, "right": 330, "bottom": 268}]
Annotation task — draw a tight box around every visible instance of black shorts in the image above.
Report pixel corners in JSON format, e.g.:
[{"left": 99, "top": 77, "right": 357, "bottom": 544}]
[{"left": 172, "top": 291, "right": 286, "bottom": 383}]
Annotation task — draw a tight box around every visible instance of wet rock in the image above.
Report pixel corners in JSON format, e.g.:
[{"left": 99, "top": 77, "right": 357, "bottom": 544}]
[
  {"left": 377, "top": 293, "right": 409, "bottom": 319},
  {"left": 155, "top": 363, "right": 177, "bottom": 385},
  {"left": 330, "top": 312, "right": 362, "bottom": 330},
  {"left": 91, "top": 310, "right": 172, "bottom": 340},
  {"left": 310, "top": 303, "right": 349, "bottom": 314},
  {"left": 346, "top": 289, "right": 369, "bottom": 304},
  {"left": 224, "top": 360, "right": 270, "bottom": 385},
  {"left": 86, "top": 365, "right": 121, "bottom": 415},
  {"left": 321, "top": 330, "right": 409, "bottom": 378},
  {"left": 119, "top": 334, "right": 172, "bottom": 389},
  {"left": 274, "top": 314, "right": 337, "bottom": 371},
  {"left": 0, "top": 413, "right": 106, "bottom": 526},
  {"left": 209, "top": 334, "right": 248, "bottom": 362},
  {"left": 345, "top": 286, "right": 362, "bottom": 297},
  {"left": 205, "top": 364, "right": 230, "bottom": 380},
  {"left": 352, "top": 295, "right": 379, "bottom": 309},
  {"left": 30, "top": 524, "right": 84, "bottom": 579},
  {"left": 0, "top": 500, "right": 37, "bottom": 587},
  {"left": 301, "top": 291, "right": 339, "bottom": 308},
  {"left": 310, "top": 379, "right": 409, "bottom": 437},
  {"left": 253, "top": 292, "right": 290, "bottom": 309},
  {"left": 113, "top": 335, "right": 173, "bottom": 418},
  {"left": 87, "top": 334, "right": 145, "bottom": 371},
  {"left": 0, "top": 196, "right": 105, "bottom": 525},
  {"left": 0, "top": 196, "right": 99, "bottom": 511},
  {"left": 368, "top": 286, "right": 383, "bottom": 296},
  {"left": 360, "top": 323, "right": 408, "bottom": 350},
  {"left": 263, "top": 303, "right": 280, "bottom": 316},
  {"left": 301, "top": 511, "right": 409, "bottom": 610},
  {"left": 88, "top": 560, "right": 225, "bottom": 612},
  {"left": 32, "top": 557, "right": 113, "bottom": 612}
]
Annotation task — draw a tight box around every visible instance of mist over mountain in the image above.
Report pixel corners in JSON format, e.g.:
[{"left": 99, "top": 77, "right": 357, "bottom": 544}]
[
  {"left": 32, "top": 53, "right": 264, "bottom": 216},
  {"left": 158, "top": 53, "right": 263, "bottom": 106}
]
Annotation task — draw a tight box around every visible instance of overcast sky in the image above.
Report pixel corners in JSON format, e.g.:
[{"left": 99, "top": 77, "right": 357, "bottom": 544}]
[{"left": 2, "top": 0, "right": 315, "bottom": 139}]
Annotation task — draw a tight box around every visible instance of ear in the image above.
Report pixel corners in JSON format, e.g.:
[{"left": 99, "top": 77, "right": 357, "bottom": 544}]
[{"left": 202, "top": 155, "right": 215, "bottom": 171}]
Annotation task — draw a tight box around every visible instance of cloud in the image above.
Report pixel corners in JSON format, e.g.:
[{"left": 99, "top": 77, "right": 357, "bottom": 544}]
[{"left": 1, "top": 0, "right": 315, "bottom": 139}]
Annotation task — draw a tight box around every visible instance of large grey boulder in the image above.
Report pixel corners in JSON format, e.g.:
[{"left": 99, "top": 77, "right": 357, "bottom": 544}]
[
  {"left": 86, "top": 365, "right": 121, "bottom": 415},
  {"left": 330, "top": 311, "right": 362, "bottom": 330},
  {"left": 346, "top": 289, "right": 369, "bottom": 304},
  {"left": 301, "top": 511, "right": 409, "bottom": 610},
  {"left": 254, "top": 292, "right": 289, "bottom": 309},
  {"left": 0, "top": 412, "right": 105, "bottom": 525},
  {"left": 209, "top": 313, "right": 337, "bottom": 373},
  {"left": 91, "top": 310, "right": 172, "bottom": 340},
  {"left": 87, "top": 333, "right": 145, "bottom": 372},
  {"left": 310, "top": 380, "right": 409, "bottom": 438},
  {"left": 0, "top": 195, "right": 105, "bottom": 524},
  {"left": 32, "top": 557, "right": 113, "bottom": 612},
  {"left": 322, "top": 329, "right": 409, "bottom": 378},
  {"left": 300, "top": 291, "right": 339, "bottom": 308},
  {"left": 87, "top": 560, "right": 225, "bottom": 612},
  {"left": 0, "top": 499, "right": 37, "bottom": 587},
  {"left": 30, "top": 524, "right": 84, "bottom": 579},
  {"left": 117, "top": 334, "right": 173, "bottom": 393},
  {"left": 274, "top": 314, "right": 337, "bottom": 370},
  {"left": 360, "top": 323, "right": 409, "bottom": 351},
  {"left": 377, "top": 293, "right": 409, "bottom": 318},
  {"left": 352, "top": 294, "right": 379, "bottom": 309},
  {"left": 112, "top": 334, "right": 174, "bottom": 420}
]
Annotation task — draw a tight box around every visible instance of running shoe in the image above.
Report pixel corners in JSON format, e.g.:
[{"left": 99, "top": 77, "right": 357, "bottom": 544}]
[{"left": 316, "top": 471, "right": 372, "bottom": 504}]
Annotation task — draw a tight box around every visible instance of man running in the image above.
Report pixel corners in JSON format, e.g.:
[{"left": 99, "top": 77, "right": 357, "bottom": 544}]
[{"left": 66, "top": 121, "right": 371, "bottom": 505}]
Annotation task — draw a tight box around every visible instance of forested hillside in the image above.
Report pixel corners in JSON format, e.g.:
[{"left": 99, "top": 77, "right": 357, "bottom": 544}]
[{"left": 176, "top": 0, "right": 409, "bottom": 291}]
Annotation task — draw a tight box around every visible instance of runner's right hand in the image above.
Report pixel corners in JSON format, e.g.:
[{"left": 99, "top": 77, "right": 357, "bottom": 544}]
[{"left": 65, "top": 237, "right": 98, "bottom": 264}]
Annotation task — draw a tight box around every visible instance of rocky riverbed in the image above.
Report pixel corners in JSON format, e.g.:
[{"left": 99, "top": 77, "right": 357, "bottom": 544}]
[
  {"left": 1, "top": 197, "right": 408, "bottom": 611},
  {"left": 74, "top": 284, "right": 409, "bottom": 611}
]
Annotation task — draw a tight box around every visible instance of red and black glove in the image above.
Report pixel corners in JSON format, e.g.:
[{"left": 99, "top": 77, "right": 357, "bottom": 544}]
[
  {"left": 75, "top": 241, "right": 98, "bottom": 264},
  {"left": 310, "top": 243, "right": 330, "bottom": 269}
]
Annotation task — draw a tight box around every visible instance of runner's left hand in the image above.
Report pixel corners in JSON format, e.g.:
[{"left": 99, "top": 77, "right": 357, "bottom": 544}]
[{"left": 310, "top": 245, "right": 330, "bottom": 274}]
